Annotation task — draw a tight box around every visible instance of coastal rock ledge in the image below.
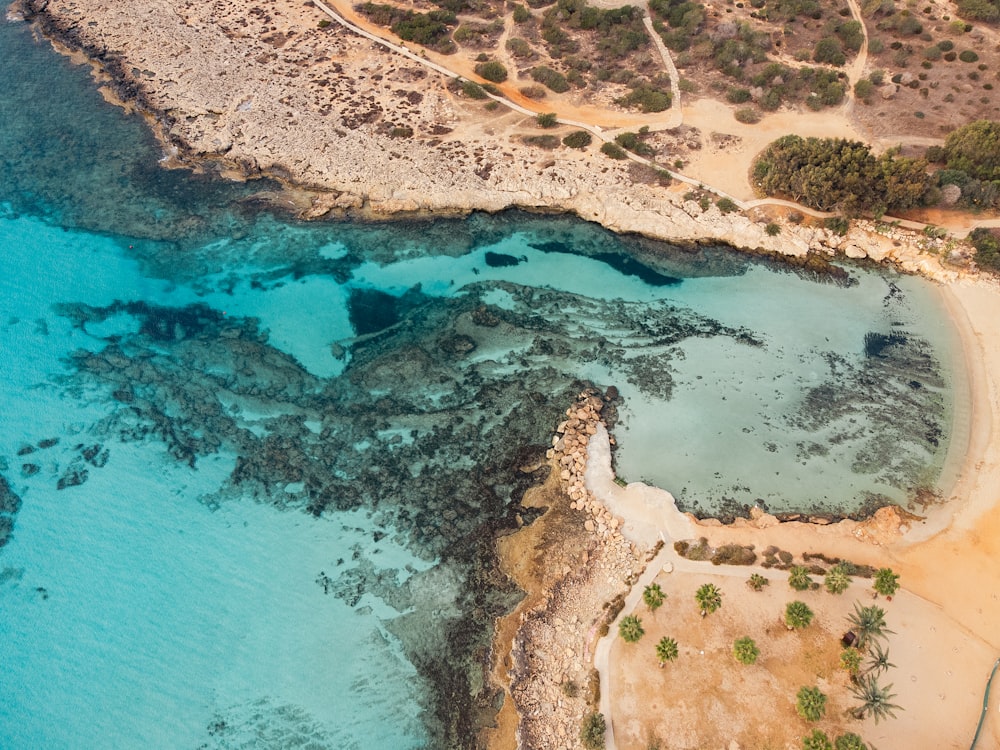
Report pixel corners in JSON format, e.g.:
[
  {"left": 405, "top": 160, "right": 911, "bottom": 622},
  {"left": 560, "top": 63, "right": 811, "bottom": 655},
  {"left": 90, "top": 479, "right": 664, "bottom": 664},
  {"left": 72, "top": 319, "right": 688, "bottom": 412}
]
[{"left": 17, "top": 0, "right": 966, "bottom": 279}]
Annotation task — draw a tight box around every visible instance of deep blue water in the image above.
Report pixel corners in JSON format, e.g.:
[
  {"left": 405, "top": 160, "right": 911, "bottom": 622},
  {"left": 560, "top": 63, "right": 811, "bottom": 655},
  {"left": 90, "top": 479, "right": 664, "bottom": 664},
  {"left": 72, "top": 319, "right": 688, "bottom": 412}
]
[{"left": 0, "top": 16, "right": 962, "bottom": 749}]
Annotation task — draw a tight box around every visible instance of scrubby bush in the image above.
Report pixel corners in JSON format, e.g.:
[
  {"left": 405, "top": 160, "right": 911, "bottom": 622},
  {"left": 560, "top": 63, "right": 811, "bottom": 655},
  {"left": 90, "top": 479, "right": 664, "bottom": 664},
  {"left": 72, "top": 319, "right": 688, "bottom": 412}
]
[
  {"left": 536, "top": 112, "right": 558, "bottom": 127},
  {"left": 735, "top": 107, "right": 762, "bottom": 123},
  {"left": 580, "top": 712, "right": 606, "bottom": 750},
  {"left": 959, "top": 49, "right": 980, "bottom": 62},
  {"left": 617, "top": 85, "right": 672, "bottom": 112},
  {"left": 530, "top": 65, "right": 570, "bottom": 93},
  {"left": 615, "top": 131, "right": 655, "bottom": 156},
  {"left": 506, "top": 37, "right": 534, "bottom": 58},
  {"left": 765, "top": 222, "right": 781, "bottom": 235},
  {"left": 522, "top": 134, "right": 561, "bottom": 149},
  {"left": 512, "top": 2, "right": 533, "bottom": 22},
  {"left": 563, "top": 130, "right": 593, "bottom": 148},
  {"left": 854, "top": 78, "right": 875, "bottom": 102},
  {"left": 727, "top": 87, "right": 753, "bottom": 103},
  {"left": 717, "top": 197, "right": 739, "bottom": 213},
  {"left": 796, "top": 686, "right": 828, "bottom": 721},
  {"left": 601, "top": 142, "right": 628, "bottom": 159},
  {"left": 814, "top": 37, "right": 847, "bottom": 65},
  {"left": 475, "top": 60, "right": 508, "bottom": 83},
  {"left": 970, "top": 227, "right": 1000, "bottom": 271}
]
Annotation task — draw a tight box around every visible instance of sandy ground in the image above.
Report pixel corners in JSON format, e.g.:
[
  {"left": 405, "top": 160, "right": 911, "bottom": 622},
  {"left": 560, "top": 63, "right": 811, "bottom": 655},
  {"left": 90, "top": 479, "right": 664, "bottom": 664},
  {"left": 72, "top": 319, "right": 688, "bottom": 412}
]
[{"left": 599, "top": 276, "right": 1000, "bottom": 749}]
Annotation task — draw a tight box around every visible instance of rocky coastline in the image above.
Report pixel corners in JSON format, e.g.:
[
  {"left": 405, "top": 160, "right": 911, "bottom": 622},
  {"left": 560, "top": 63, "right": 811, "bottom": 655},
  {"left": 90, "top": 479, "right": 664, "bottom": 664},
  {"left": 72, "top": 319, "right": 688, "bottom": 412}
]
[{"left": 13, "top": 0, "right": 973, "bottom": 284}]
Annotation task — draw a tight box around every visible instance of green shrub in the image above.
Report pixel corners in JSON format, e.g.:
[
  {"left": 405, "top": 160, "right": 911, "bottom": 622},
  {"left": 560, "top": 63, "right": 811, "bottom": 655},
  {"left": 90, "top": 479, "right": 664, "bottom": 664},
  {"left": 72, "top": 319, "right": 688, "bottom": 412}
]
[
  {"left": 765, "top": 222, "right": 781, "bottom": 235},
  {"left": 727, "top": 87, "right": 753, "bottom": 103},
  {"left": 733, "top": 636, "right": 760, "bottom": 664},
  {"left": 796, "top": 686, "right": 828, "bottom": 721},
  {"left": 959, "top": 49, "right": 980, "bottom": 62},
  {"left": 618, "top": 614, "right": 645, "bottom": 642},
  {"left": 834, "top": 733, "right": 869, "bottom": 750},
  {"left": 717, "top": 197, "right": 739, "bottom": 213},
  {"left": 460, "top": 80, "right": 489, "bottom": 99},
  {"left": 814, "top": 37, "right": 847, "bottom": 66},
  {"left": 615, "top": 131, "right": 654, "bottom": 156},
  {"left": 530, "top": 65, "right": 570, "bottom": 93},
  {"left": 512, "top": 3, "right": 533, "bottom": 22},
  {"left": 854, "top": 78, "right": 875, "bottom": 102},
  {"left": 617, "top": 85, "right": 672, "bottom": 113},
  {"left": 924, "top": 44, "right": 942, "bottom": 60},
  {"left": 938, "top": 39, "right": 955, "bottom": 51},
  {"left": 788, "top": 565, "right": 813, "bottom": 591},
  {"left": 601, "top": 142, "right": 628, "bottom": 159},
  {"left": 522, "top": 134, "right": 560, "bottom": 149},
  {"left": 475, "top": 60, "right": 508, "bottom": 83},
  {"left": 536, "top": 112, "right": 558, "bottom": 127},
  {"left": 580, "top": 712, "right": 606, "bottom": 750},
  {"left": 970, "top": 227, "right": 1000, "bottom": 271},
  {"left": 803, "top": 730, "right": 834, "bottom": 750},
  {"left": 318, "top": 18, "right": 332, "bottom": 28},
  {"left": 735, "top": 107, "right": 762, "bottom": 123},
  {"left": 390, "top": 125, "right": 414, "bottom": 138},
  {"left": 563, "top": 130, "right": 593, "bottom": 148},
  {"left": 506, "top": 37, "right": 534, "bottom": 58},
  {"left": 748, "top": 572, "right": 770, "bottom": 590}
]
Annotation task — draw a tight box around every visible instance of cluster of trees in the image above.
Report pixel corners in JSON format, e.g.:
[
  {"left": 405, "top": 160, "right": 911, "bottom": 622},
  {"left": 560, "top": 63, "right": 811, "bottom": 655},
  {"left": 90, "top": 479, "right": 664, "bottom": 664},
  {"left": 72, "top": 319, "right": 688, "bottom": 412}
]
[
  {"left": 753, "top": 135, "right": 931, "bottom": 215},
  {"left": 357, "top": 3, "right": 458, "bottom": 52},
  {"left": 542, "top": 0, "right": 648, "bottom": 61},
  {"left": 650, "top": 0, "right": 706, "bottom": 52},
  {"left": 923, "top": 121, "right": 1000, "bottom": 211},
  {"left": 956, "top": 0, "right": 1000, "bottom": 22}
]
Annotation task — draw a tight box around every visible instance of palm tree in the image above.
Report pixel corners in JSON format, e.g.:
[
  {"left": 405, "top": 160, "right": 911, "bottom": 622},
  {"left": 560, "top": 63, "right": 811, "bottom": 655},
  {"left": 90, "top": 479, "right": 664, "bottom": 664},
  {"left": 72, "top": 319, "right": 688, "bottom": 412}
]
[
  {"left": 873, "top": 567, "right": 900, "bottom": 599},
  {"left": 802, "top": 729, "right": 833, "bottom": 750},
  {"left": 733, "top": 636, "right": 760, "bottom": 665},
  {"left": 850, "top": 675, "right": 902, "bottom": 723},
  {"left": 655, "top": 636, "right": 679, "bottom": 666},
  {"left": 824, "top": 563, "right": 852, "bottom": 595},
  {"left": 785, "top": 600, "right": 814, "bottom": 629},
  {"left": 789, "top": 565, "right": 813, "bottom": 591},
  {"left": 695, "top": 583, "right": 722, "bottom": 616},
  {"left": 847, "top": 602, "right": 893, "bottom": 651},
  {"left": 796, "top": 685, "right": 827, "bottom": 721},
  {"left": 618, "top": 614, "right": 644, "bottom": 643},
  {"left": 863, "top": 642, "right": 895, "bottom": 678},
  {"left": 747, "top": 572, "right": 769, "bottom": 591},
  {"left": 834, "top": 732, "right": 869, "bottom": 750},
  {"left": 643, "top": 582, "right": 666, "bottom": 611}
]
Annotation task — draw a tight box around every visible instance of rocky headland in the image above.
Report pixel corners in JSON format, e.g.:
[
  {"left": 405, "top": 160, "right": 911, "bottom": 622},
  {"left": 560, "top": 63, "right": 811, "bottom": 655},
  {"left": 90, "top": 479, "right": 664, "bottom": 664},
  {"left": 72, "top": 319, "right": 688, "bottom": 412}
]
[{"left": 12, "top": 0, "right": 973, "bottom": 282}]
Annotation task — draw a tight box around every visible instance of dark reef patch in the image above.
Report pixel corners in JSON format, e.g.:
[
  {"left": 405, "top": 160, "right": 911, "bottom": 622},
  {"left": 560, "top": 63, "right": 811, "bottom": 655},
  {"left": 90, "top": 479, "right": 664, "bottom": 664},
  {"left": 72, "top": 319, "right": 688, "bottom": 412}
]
[{"left": 0, "top": 475, "right": 23, "bottom": 548}]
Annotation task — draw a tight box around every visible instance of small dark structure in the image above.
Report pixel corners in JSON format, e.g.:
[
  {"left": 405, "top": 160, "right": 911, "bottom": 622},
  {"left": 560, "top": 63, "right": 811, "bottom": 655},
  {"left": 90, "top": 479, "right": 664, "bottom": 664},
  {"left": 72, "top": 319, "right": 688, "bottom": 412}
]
[{"left": 841, "top": 630, "right": 857, "bottom": 648}]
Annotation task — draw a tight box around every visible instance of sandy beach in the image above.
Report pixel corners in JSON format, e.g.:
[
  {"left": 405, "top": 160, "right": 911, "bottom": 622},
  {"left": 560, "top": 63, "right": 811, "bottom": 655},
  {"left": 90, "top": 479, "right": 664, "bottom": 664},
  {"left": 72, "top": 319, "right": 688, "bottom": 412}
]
[{"left": 525, "top": 276, "right": 1000, "bottom": 749}]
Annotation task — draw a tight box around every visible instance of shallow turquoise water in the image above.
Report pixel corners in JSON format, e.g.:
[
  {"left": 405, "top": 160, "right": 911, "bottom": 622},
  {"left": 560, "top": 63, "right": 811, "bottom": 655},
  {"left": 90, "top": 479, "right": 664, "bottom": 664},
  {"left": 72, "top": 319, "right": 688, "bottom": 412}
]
[{"left": 0, "top": 16, "right": 962, "bottom": 749}]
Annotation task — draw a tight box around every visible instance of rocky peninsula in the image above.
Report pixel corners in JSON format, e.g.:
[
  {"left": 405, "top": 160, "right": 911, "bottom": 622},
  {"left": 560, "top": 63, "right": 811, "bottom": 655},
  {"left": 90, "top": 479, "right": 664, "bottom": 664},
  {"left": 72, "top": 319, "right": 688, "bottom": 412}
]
[{"left": 11, "top": 0, "right": 980, "bottom": 281}]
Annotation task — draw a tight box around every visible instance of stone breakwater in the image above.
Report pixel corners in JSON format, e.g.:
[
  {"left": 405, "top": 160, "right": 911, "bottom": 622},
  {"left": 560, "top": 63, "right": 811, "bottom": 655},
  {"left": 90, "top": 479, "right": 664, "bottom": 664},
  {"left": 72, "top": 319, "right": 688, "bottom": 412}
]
[
  {"left": 16, "top": 0, "right": 975, "bottom": 282},
  {"left": 508, "top": 390, "right": 647, "bottom": 749}
]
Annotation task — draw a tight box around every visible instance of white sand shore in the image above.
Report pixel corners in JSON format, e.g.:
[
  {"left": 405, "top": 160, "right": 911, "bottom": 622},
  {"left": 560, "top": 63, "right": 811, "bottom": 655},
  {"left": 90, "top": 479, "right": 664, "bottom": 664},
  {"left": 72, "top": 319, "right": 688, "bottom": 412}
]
[{"left": 584, "top": 277, "right": 1000, "bottom": 748}]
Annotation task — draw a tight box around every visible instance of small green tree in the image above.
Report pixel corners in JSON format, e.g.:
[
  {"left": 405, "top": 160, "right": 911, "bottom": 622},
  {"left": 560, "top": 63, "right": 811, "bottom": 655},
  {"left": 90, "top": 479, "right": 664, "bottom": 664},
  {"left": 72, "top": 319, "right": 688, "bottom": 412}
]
[
  {"left": 643, "top": 583, "right": 666, "bottom": 611},
  {"left": 474, "top": 60, "right": 508, "bottom": 83},
  {"left": 796, "top": 686, "right": 827, "bottom": 721},
  {"left": 733, "top": 636, "right": 760, "bottom": 665},
  {"left": 789, "top": 566, "right": 813, "bottom": 591},
  {"left": 600, "top": 142, "right": 627, "bottom": 159},
  {"left": 873, "top": 568, "right": 899, "bottom": 598},
  {"left": 863, "top": 642, "right": 895, "bottom": 677},
  {"left": 847, "top": 603, "right": 892, "bottom": 651},
  {"left": 803, "top": 729, "right": 834, "bottom": 750},
  {"left": 850, "top": 676, "right": 902, "bottom": 723},
  {"left": 834, "top": 732, "right": 869, "bottom": 750},
  {"left": 563, "top": 130, "right": 593, "bottom": 149},
  {"left": 717, "top": 197, "right": 739, "bottom": 214},
  {"left": 824, "top": 563, "right": 852, "bottom": 595},
  {"left": 536, "top": 112, "right": 558, "bottom": 128},
  {"left": 656, "top": 636, "right": 679, "bottom": 666},
  {"left": 785, "top": 600, "right": 814, "bottom": 629},
  {"left": 765, "top": 222, "right": 781, "bottom": 236},
  {"left": 580, "top": 712, "right": 606, "bottom": 750},
  {"left": 840, "top": 646, "right": 862, "bottom": 679},
  {"left": 619, "top": 614, "right": 645, "bottom": 642},
  {"left": 695, "top": 583, "right": 723, "bottom": 616},
  {"left": 748, "top": 573, "right": 769, "bottom": 591}
]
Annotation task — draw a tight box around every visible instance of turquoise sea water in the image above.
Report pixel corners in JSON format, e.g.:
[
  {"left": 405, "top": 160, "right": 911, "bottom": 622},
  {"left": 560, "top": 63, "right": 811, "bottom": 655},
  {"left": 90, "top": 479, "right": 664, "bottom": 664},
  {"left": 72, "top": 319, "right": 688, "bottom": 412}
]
[{"left": 0, "top": 17, "right": 962, "bottom": 749}]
